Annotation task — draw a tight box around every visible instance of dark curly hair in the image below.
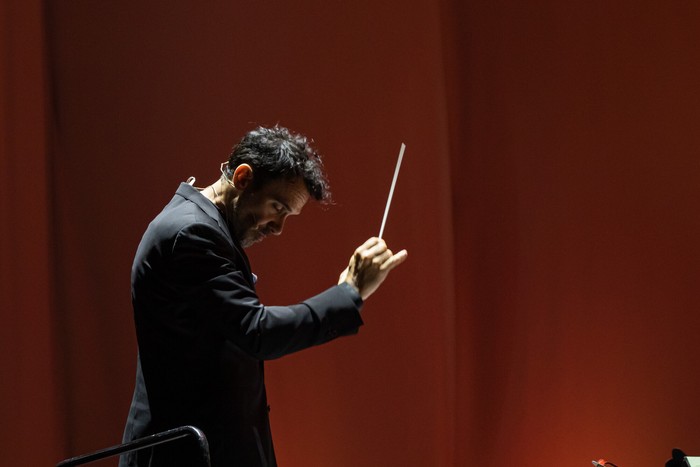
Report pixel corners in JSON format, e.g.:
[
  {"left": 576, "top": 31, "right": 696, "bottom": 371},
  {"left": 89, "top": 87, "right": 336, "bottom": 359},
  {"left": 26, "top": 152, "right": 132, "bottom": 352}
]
[{"left": 225, "top": 125, "right": 331, "bottom": 203}]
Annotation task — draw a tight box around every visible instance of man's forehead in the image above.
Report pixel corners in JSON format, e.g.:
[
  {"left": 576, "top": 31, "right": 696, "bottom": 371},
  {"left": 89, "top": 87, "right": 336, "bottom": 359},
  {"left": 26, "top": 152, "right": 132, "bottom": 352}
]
[{"left": 264, "top": 177, "right": 310, "bottom": 212}]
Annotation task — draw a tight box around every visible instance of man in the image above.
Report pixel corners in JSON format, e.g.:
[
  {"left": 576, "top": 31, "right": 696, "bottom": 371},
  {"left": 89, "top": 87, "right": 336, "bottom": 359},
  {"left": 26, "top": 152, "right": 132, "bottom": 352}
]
[{"left": 119, "top": 126, "right": 407, "bottom": 467}]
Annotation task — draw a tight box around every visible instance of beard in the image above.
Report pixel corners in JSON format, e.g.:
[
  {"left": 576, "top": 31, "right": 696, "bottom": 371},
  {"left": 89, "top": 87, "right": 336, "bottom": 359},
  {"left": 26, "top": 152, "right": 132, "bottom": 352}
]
[{"left": 230, "top": 207, "right": 264, "bottom": 248}]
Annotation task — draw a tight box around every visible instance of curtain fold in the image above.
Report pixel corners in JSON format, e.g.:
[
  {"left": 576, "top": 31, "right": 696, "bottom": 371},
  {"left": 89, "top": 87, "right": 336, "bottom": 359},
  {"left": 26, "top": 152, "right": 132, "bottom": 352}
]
[{"left": 0, "top": 0, "right": 64, "bottom": 464}]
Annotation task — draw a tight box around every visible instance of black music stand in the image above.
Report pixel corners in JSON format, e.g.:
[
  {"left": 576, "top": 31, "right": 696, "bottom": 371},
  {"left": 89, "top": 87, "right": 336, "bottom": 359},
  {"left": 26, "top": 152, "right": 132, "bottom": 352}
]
[{"left": 56, "top": 425, "right": 210, "bottom": 467}]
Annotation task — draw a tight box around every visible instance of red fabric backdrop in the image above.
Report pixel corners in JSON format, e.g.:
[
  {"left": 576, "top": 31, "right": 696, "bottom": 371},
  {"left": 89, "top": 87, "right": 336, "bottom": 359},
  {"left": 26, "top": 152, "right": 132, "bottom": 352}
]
[
  {"left": 1, "top": 1, "right": 63, "bottom": 465},
  {"left": 1, "top": 1, "right": 699, "bottom": 466}
]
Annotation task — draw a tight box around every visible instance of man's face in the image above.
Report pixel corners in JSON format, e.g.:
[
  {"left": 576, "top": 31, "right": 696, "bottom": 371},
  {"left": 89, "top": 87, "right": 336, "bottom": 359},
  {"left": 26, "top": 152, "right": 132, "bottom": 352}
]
[{"left": 230, "top": 176, "right": 310, "bottom": 248}]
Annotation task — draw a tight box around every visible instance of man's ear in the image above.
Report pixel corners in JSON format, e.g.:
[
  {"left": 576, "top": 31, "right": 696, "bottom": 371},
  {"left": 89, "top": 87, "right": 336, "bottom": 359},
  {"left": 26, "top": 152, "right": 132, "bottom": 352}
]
[{"left": 232, "top": 164, "right": 253, "bottom": 190}]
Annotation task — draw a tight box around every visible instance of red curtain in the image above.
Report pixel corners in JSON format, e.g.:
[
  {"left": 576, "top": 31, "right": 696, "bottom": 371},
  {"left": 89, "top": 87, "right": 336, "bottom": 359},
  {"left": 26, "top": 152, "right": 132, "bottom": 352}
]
[
  {"left": 0, "top": 0, "right": 63, "bottom": 465},
  {"left": 445, "top": 3, "right": 700, "bottom": 465},
  {"left": 1, "top": 1, "right": 699, "bottom": 466}
]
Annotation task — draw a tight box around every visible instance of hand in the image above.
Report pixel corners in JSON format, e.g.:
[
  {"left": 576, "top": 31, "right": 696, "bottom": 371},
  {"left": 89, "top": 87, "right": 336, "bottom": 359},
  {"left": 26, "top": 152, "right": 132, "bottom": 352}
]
[{"left": 338, "top": 237, "right": 408, "bottom": 301}]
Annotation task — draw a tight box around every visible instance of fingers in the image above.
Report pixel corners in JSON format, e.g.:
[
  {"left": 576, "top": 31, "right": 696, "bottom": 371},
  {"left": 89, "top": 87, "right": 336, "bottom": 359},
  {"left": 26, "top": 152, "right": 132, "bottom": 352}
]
[
  {"left": 345, "top": 238, "right": 408, "bottom": 301},
  {"left": 354, "top": 237, "right": 385, "bottom": 268},
  {"left": 355, "top": 237, "right": 383, "bottom": 257},
  {"left": 354, "top": 237, "right": 407, "bottom": 271},
  {"left": 379, "top": 249, "right": 408, "bottom": 271},
  {"left": 357, "top": 237, "right": 381, "bottom": 250},
  {"left": 372, "top": 249, "right": 393, "bottom": 267}
]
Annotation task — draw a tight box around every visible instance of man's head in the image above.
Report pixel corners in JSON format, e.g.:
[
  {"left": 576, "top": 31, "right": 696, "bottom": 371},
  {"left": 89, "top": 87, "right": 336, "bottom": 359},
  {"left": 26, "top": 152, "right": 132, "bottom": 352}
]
[
  {"left": 224, "top": 125, "right": 330, "bottom": 203},
  {"left": 220, "top": 126, "right": 330, "bottom": 248}
]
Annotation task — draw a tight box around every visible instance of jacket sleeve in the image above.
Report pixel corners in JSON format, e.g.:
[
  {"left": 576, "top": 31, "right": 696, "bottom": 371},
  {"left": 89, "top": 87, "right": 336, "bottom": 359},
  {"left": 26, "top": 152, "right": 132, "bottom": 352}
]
[{"left": 169, "top": 221, "right": 364, "bottom": 360}]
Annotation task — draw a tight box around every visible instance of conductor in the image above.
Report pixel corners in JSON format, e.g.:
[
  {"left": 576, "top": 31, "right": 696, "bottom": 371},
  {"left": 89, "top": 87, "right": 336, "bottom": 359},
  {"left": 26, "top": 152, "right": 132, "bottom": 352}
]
[{"left": 119, "top": 125, "right": 408, "bottom": 467}]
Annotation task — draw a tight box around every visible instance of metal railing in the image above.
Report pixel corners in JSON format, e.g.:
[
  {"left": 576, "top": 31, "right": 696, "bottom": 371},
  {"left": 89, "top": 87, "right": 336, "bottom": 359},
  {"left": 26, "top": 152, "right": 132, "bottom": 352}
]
[{"left": 56, "top": 425, "right": 210, "bottom": 467}]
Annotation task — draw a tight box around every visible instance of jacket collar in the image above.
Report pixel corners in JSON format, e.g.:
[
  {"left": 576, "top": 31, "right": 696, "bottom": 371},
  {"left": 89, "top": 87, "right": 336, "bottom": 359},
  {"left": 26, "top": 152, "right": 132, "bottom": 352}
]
[
  {"left": 174, "top": 182, "right": 257, "bottom": 285},
  {"left": 174, "top": 182, "right": 235, "bottom": 245}
]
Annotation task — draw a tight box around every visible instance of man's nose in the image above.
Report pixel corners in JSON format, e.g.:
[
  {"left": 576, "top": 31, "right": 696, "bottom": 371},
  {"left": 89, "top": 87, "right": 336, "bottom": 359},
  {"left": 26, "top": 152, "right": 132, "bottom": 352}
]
[{"left": 269, "top": 218, "right": 285, "bottom": 235}]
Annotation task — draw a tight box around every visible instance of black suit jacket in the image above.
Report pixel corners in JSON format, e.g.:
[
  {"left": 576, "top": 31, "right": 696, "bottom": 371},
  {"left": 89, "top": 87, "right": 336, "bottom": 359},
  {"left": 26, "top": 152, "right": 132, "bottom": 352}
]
[{"left": 120, "top": 183, "right": 363, "bottom": 467}]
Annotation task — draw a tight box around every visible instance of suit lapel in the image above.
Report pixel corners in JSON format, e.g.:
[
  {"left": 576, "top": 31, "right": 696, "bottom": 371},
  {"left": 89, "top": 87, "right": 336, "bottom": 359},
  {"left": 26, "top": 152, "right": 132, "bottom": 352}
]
[
  {"left": 176, "top": 182, "right": 231, "bottom": 239},
  {"left": 174, "top": 182, "right": 257, "bottom": 287}
]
